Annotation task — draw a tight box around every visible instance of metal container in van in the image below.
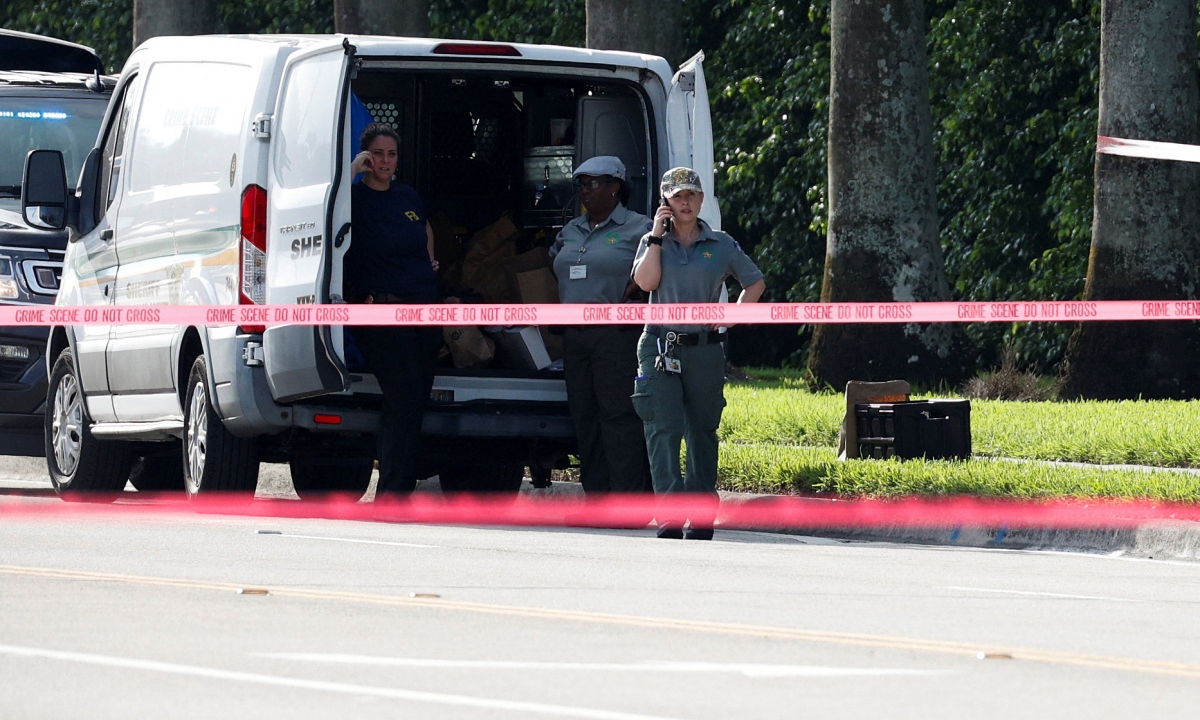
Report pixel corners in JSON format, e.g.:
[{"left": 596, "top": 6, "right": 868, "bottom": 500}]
[{"left": 21, "top": 35, "right": 718, "bottom": 498}]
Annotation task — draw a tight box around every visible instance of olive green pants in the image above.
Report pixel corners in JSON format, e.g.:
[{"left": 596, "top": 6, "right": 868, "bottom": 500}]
[
  {"left": 631, "top": 332, "right": 727, "bottom": 499},
  {"left": 563, "top": 326, "right": 651, "bottom": 493}
]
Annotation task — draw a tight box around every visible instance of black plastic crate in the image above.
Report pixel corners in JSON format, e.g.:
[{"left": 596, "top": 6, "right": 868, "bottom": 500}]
[{"left": 854, "top": 400, "right": 971, "bottom": 460}]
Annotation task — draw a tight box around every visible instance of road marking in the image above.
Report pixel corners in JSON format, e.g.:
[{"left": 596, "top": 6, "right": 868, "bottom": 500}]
[
  {"left": 0, "top": 643, "right": 680, "bottom": 720},
  {"left": 255, "top": 653, "right": 943, "bottom": 678},
  {"left": 3, "top": 563, "right": 1200, "bottom": 679},
  {"left": 257, "top": 531, "right": 438, "bottom": 549},
  {"left": 942, "top": 586, "right": 1141, "bottom": 603},
  {"left": 1021, "top": 548, "right": 1200, "bottom": 569}
]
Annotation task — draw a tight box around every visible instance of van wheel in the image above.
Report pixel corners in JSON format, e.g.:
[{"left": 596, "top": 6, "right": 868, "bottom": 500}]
[
  {"left": 183, "top": 355, "right": 259, "bottom": 496},
  {"left": 290, "top": 452, "right": 373, "bottom": 499},
  {"left": 439, "top": 465, "right": 524, "bottom": 494},
  {"left": 46, "top": 349, "right": 133, "bottom": 501},
  {"left": 128, "top": 450, "right": 185, "bottom": 493}
]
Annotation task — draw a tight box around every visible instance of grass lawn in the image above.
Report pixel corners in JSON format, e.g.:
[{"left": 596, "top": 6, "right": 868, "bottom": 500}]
[
  {"left": 715, "top": 373, "right": 1200, "bottom": 499},
  {"left": 717, "top": 444, "right": 1200, "bottom": 501}
]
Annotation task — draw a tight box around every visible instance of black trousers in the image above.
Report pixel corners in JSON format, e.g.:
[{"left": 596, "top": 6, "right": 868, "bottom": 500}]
[
  {"left": 354, "top": 325, "right": 442, "bottom": 495},
  {"left": 563, "top": 326, "right": 652, "bottom": 493}
]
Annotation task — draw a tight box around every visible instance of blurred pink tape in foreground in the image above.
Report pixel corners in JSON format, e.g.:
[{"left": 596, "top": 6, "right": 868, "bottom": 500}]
[
  {"left": 2, "top": 494, "right": 1199, "bottom": 530},
  {"left": 4, "top": 299, "right": 1200, "bottom": 328}
]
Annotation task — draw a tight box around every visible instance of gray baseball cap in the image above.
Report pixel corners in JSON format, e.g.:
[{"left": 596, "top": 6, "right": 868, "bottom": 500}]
[
  {"left": 573, "top": 155, "right": 626, "bottom": 180},
  {"left": 661, "top": 166, "right": 703, "bottom": 197}
]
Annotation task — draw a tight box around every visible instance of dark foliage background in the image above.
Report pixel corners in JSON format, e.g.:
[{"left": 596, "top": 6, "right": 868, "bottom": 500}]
[{"left": 3, "top": 0, "right": 1121, "bottom": 374}]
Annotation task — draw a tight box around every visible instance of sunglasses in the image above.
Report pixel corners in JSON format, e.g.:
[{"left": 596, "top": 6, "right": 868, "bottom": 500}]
[{"left": 574, "top": 177, "right": 613, "bottom": 190}]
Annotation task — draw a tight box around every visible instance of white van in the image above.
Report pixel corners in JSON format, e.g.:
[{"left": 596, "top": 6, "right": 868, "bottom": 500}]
[{"left": 20, "top": 34, "right": 718, "bottom": 498}]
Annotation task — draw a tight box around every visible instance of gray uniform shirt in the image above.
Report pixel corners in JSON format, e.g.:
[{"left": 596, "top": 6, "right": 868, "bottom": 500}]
[
  {"left": 632, "top": 220, "right": 764, "bottom": 333},
  {"left": 551, "top": 204, "right": 652, "bottom": 304}
]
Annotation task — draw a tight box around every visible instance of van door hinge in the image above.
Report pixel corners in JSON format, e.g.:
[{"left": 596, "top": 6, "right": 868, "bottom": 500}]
[
  {"left": 252, "top": 113, "right": 273, "bottom": 139},
  {"left": 675, "top": 71, "right": 695, "bottom": 93},
  {"left": 242, "top": 341, "right": 265, "bottom": 367}
]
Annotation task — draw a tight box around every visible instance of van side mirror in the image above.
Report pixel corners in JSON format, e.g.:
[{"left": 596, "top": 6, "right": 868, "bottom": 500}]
[
  {"left": 22, "top": 150, "right": 72, "bottom": 232},
  {"left": 75, "top": 148, "right": 102, "bottom": 237}
]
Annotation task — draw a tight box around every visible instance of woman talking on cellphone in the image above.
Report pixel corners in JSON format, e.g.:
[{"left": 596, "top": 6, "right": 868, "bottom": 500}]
[
  {"left": 631, "top": 167, "right": 765, "bottom": 539},
  {"left": 346, "top": 122, "right": 441, "bottom": 498}
]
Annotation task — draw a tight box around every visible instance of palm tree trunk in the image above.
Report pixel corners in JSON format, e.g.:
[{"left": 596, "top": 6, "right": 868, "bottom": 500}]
[
  {"left": 1061, "top": 0, "right": 1200, "bottom": 399},
  {"left": 335, "top": 0, "right": 430, "bottom": 37},
  {"left": 134, "top": 0, "right": 217, "bottom": 47},
  {"left": 586, "top": 0, "right": 683, "bottom": 69},
  {"left": 807, "top": 0, "right": 964, "bottom": 389}
]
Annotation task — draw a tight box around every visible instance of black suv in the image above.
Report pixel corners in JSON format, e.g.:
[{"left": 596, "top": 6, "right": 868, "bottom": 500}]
[{"left": 0, "top": 30, "right": 112, "bottom": 455}]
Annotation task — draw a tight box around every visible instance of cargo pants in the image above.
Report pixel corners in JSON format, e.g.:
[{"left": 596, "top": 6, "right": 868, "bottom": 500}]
[
  {"left": 631, "top": 332, "right": 727, "bottom": 507},
  {"left": 563, "top": 326, "right": 652, "bottom": 493}
]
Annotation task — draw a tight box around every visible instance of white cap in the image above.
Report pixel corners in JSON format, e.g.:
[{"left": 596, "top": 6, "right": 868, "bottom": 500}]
[{"left": 572, "top": 155, "right": 626, "bottom": 180}]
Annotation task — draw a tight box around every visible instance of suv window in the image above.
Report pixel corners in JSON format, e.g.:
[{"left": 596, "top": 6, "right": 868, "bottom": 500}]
[{"left": 0, "top": 95, "right": 106, "bottom": 200}]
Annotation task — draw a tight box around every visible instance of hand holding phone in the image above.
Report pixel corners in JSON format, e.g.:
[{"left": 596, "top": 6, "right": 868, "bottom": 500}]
[{"left": 659, "top": 198, "right": 673, "bottom": 234}]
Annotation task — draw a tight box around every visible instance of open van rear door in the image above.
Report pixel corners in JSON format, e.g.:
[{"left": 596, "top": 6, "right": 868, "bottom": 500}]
[
  {"left": 262, "top": 43, "right": 355, "bottom": 402},
  {"left": 665, "top": 51, "right": 721, "bottom": 230}
]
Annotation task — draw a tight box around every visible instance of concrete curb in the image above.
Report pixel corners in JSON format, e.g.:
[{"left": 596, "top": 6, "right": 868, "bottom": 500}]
[
  {"left": 716, "top": 491, "right": 1200, "bottom": 561},
  {"left": 6, "top": 456, "right": 1199, "bottom": 562}
]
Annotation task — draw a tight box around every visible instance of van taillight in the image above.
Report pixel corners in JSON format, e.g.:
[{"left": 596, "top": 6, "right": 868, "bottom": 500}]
[
  {"left": 431, "top": 42, "right": 521, "bottom": 57},
  {"left": 239, "top": 184, "right": 267, "bottom": 333}
]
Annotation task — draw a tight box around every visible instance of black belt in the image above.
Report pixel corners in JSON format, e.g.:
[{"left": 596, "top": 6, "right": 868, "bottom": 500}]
[
  {"left": 646, "top": 327, "right": 726, "bottom": 346},
  {"left": 558, "top": 325, "right": 639, "bottom": 334}
]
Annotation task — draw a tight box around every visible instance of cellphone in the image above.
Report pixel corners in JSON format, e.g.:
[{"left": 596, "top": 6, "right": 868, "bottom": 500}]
[{"left": 660, "top": 199, "right": 673, "bottom": 234}]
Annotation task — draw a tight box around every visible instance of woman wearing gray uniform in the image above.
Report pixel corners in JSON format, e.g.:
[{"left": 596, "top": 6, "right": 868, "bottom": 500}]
[
  {"left": 550, "top": 156, "right": 653, "bottom": 494},
  {"left": 632, "top": 167, "right": 765, "bottom": 539}
]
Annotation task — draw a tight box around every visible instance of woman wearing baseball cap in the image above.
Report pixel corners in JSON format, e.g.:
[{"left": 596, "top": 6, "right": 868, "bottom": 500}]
[
  {"left": 632, "top": 167, "right": 765, "bottom": 539},
  {"left": 549, "top": 156, "right": 653, "bottom": 494}
]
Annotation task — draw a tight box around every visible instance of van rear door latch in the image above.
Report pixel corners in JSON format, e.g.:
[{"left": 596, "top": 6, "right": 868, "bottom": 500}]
[
  {"left": 252, "top": 113, "right": 273, "bottom": 139},
  {"left": 242, "top": 341, "right": 265, "bottom": 367}
]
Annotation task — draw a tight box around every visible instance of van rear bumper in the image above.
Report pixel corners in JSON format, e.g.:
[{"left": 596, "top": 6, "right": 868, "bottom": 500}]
[
  {"left": 290, "top": 400, "right": 575, "bottom": 439},
  {"left": 207, "top": 328, "right": 293, "bottom": 437}
]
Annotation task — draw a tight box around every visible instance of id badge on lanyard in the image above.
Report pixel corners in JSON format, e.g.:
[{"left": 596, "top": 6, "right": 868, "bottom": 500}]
[{"left": 655, "top": 337, "right": 682, "bottom": 374}]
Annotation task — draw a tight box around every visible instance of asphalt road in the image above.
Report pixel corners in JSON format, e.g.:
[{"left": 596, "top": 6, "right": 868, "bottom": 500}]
[{"left": 2, "top": 458, "right": 1200, "bottom": 719}]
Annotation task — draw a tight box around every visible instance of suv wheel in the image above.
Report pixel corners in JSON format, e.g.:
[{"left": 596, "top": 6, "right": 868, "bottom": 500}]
[
  {"left": 290, "top": 451, "right": 373, "bottom": 499},
  {"left": 46, "top": 349, "right": 133, "bottom": 501},
  {"left": 183, "top": 355, "right": 259, "bottom": 496}
]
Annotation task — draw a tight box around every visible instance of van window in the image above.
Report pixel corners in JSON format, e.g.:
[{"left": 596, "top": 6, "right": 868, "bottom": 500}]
[
  {"left": 127, "top": 62, "right": 254, "bottom": 192},
  {"left": 98, "top": 74, "right": 141, "bottom": 213},
  {"left": 275, "top": 52, "right": 344, "bottom": 189}
]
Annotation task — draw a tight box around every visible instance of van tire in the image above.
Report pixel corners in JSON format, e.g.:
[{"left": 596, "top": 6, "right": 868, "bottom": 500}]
[
  {"left": 439, "top": 465, "right": 524, "bottom": 494},
  {"left": 290, "top": 453, "right": 373, "bottom": 499},
  {"left": 183, "top": 355, "right": 259, "bottom": 496},
  {"left": 46, "top": 349, "right": 134, "bottom": 501},
  {"left": 128, "top": 450, "right": 186, "bottom": 493}
]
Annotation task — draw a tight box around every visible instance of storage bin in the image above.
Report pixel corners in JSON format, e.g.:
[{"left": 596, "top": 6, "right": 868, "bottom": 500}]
[{"left": 854, "top": 400, "right": 971, "bottom": 460}]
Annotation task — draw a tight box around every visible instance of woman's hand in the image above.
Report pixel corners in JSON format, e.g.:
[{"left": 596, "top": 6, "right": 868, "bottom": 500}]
[
  {"left": 716, "top": 278, "right": 767, "bottom": 330},
  {"left": 651, "top": 203, "right": 673, "bottom": 237},
  {"left": 351, "top": 151, "right": 373, "bottom": 176}
]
